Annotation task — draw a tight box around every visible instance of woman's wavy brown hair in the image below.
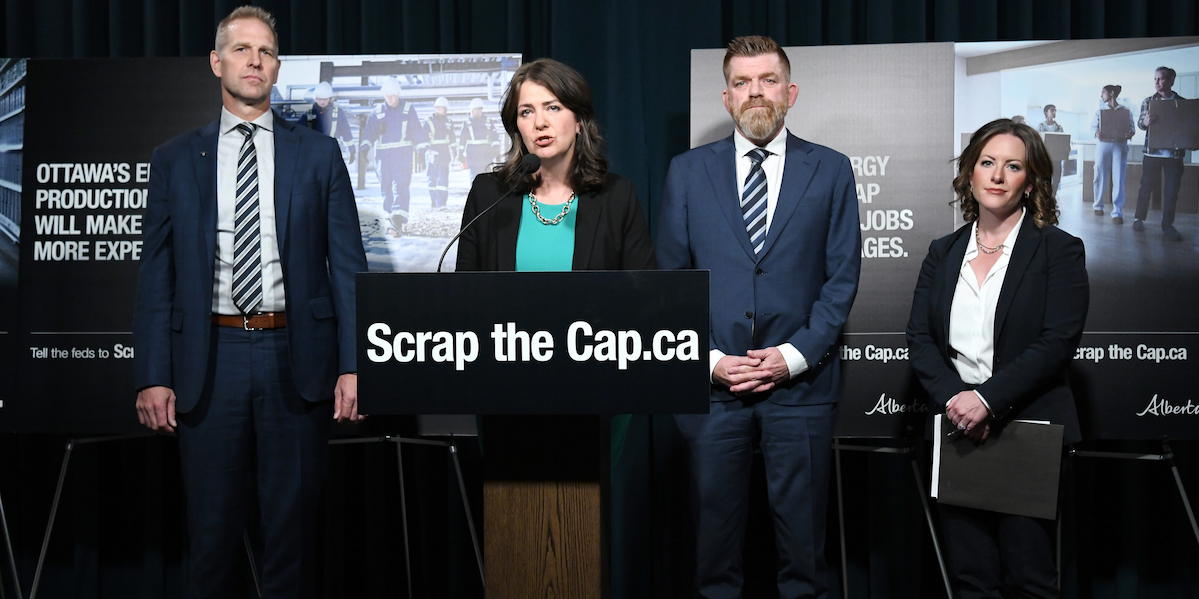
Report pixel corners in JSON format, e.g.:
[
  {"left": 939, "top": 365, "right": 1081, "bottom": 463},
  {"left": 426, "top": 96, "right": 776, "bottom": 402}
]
[
  {"left": 493, "top": 58, "right": 608, "bottom": 195},
  {"left": 952, "top": 118, "right": 1058, "bottom": 228}
]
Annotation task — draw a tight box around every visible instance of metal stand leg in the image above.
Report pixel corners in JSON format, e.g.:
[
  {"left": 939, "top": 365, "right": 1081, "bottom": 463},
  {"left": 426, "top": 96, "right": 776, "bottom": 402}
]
[
  {"left": 26, "top": 433, "right": 152, "bottom": 599},
  {"left": 907, "top": 456, "right": 953, "bottom": 599},
  {"left": 243, "top": 530, "right": 261, "bottom": 597},
  {"left": 0, "top": 486, "right": 21, "bottom": 599},
  {"left": 834, "top": 441, "right": 953, "bottom": 599},
  {"left": 833, "top": 442, "right": 849, "bottom": 598},
  {"left": 28, "top": 440, "right": 73, "bottom": 599},
  {"left": 1074, "top": 441, "right": 1199, "bottom": 549},
  {"left": 448, "top": 444, "right": 484, "bottom": 585},
  {"left": 394, "top": 441, "right": 414, "bottom": 599},
  {"left": 1056, "top": 507, "right": 1062, "bottom": 592},
  {"left": 327, "top": 435, "right": 486, "bottom": 594},
  {"left": 1161, "top": 441, "right": 1199, "bottom": 548}
]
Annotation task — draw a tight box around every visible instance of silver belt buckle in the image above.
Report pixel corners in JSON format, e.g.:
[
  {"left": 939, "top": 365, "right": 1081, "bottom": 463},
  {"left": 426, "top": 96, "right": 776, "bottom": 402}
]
[{"left": 242, "top": 314, "right": 265, "bottom": 331}]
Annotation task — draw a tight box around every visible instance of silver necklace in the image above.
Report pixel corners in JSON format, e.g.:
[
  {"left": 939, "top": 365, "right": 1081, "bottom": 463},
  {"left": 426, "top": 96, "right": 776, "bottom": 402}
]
[
  {"left": 975, "top": 228, "right": 1001, "bottom": 254},
  {"left": 529, "top": 191, "right": 576, "bottom": 225}
]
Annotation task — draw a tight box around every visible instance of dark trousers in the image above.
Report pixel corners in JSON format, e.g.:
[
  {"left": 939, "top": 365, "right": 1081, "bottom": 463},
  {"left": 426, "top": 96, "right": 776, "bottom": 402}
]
[
  {"left": 1134, "top": 155, "right": 1184, "bottom": 229},
  {"left": 177, "top": 325, "right": 332, "bottom": 599},
  {"left": 427, "top": 145, "right": 450, "bottom": 208},
  {"left": 938, "top": 454, "right": 1072, "bottom": 599},
  {"left": 676, "top": 399, "right": 836, "bottom": 599},
  {"left": 379, "top": 149, "right": 414, "bottom": 222}
]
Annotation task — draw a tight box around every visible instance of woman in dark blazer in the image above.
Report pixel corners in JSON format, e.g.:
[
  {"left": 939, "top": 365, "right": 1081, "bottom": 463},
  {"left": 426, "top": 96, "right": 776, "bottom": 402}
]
[
  {"left": 906, "top": 118, "right": 1089, "bottom": 599},
  {"left": 452, "top": 60, "right": 654, "bottom": 583},
  {"left": 455, "top": 58, "right": 655, "bottom": 272}
]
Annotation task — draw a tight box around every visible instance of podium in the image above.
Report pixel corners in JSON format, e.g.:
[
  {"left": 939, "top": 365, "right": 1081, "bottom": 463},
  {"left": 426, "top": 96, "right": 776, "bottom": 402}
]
[{"left": 357, "top": 271, "right": 710, "bottom": 597}]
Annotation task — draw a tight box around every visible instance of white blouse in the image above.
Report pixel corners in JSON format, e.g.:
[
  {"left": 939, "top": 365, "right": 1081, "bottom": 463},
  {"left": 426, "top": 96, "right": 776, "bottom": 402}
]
[{"left": 946, "top": 209, "right": 1026, "bottom": 410}]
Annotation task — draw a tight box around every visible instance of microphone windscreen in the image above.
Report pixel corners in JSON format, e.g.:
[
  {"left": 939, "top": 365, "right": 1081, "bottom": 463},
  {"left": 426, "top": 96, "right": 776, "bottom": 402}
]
[{"left": 519, "top": 153, "right": 541, "bottom": 174}]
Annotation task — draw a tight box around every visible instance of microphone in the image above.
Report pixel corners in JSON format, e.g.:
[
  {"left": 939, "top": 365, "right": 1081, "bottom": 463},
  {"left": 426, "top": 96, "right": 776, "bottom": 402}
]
[{"left": 437, "top": 154, "right": 541, "bottom": 272}]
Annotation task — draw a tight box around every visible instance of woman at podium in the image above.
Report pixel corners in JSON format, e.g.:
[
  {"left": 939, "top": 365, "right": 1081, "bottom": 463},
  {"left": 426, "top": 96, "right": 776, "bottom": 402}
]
[
  {"left": 455, "top": 57, "right": 655, "bottom": 272},
  {"left": 1091, "top": 84, "right": 1136, "bottom": 223},
  {"left": 452, "top": 57, "right": 655, "bottom": 595},
  {"left": 906, "top": 118, "right": 1089, "bottom": 599}
]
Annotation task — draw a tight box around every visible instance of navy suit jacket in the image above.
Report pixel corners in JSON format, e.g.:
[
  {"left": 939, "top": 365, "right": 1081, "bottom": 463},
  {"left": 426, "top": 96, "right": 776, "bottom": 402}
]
[
  {"left": 905, "top": 216, "right": 1088, "bottom": 444},
  {"left": 656, "top": 133, "right": 861, "bottom": 406},
  {"left": 133, "top": 111, "right": 368, "bottom": 412}
]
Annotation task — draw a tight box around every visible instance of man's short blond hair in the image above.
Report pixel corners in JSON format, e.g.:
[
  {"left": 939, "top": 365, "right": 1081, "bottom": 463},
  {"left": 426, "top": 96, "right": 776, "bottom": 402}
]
[
  {"left": 723, "top": 36, "right": 790, "bottom": 84},
  {"left": 214, "top": 6, "right": 278, "bottom": 54}
]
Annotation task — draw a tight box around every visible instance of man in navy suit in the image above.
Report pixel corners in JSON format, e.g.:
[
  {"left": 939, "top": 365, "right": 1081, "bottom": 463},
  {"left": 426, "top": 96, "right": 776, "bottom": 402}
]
[
  {"left": 657, "top": 36, "right": 861, "bottom": 599},
  {"left": 132, "top": 7, "right": 367, "bottom": 597}
]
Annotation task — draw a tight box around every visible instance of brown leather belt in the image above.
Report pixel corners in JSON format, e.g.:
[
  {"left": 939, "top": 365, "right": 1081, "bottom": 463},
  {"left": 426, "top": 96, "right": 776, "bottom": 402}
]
[{"left": 212, "top": 312, "right": 286, "bottom": 330}]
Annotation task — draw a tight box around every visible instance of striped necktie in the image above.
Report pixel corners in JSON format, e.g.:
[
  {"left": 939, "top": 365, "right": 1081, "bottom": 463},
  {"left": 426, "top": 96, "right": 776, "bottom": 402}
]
[
  {"left": 742, "top": 148, "right": 769, "bottom": 254},
  {"left": 232, "top": 122, "right": 263, "bottom": 314}
]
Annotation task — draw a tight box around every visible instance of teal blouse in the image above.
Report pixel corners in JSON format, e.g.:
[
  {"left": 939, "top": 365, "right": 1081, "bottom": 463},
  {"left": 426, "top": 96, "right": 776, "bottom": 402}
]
[{"left": 514, "top": 194, "right": 577, "bottom": 272}]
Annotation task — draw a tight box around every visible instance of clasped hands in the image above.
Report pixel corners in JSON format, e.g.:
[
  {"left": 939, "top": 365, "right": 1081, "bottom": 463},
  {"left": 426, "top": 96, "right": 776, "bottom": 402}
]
[
  {"left": 945, "top": 390, "right": 991, "bottom": 441},
  {"left": 713, "top": 347, "right": 790, "bottom": 396}
]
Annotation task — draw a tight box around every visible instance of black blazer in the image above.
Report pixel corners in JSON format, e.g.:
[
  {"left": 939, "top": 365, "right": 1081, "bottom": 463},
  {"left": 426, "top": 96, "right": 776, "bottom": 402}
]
[
  {"left": 455, "top": 171, "right": 656, "bottom": 271},
  {"left": 906, "top": 216, "right": 1089, "bottom": 444}
]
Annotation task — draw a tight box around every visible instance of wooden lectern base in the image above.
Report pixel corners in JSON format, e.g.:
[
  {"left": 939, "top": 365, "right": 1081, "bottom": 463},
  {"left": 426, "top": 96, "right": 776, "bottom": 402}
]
[
  {"left": 482, "top": 415, "right": 609, "bottom": 598},
  {"left": 485, "top": 480, "right": 602, "bottom": 597}
]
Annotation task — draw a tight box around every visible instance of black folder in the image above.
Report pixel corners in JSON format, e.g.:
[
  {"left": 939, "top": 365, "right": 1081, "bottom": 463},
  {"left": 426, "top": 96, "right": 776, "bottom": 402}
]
[{"left": 932, "top": 415, "right": 1064, "bottom": 520}]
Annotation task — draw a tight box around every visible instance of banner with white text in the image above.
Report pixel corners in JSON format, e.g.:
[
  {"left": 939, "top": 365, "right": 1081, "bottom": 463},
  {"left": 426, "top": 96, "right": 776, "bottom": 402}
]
[
  {"left": 689, "top": 38, "right": 1199, "bottom": 440},
  {"left": 0, "top": 53, "right": 520, "bottom": 434}
]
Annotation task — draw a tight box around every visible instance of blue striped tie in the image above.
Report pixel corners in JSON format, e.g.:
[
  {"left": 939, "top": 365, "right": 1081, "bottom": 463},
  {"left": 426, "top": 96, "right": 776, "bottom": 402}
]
[
  {"left": 742, "top": 148, "right": 769, "bottom": 254},
  {"left": 232, "top": 123, "right": 262, "bottom": 314}
]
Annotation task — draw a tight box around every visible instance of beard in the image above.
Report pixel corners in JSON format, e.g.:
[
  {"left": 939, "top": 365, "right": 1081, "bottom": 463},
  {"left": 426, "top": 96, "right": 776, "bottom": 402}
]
[{"left": 731, "top": 97, "right": 788, "bottom": 141}]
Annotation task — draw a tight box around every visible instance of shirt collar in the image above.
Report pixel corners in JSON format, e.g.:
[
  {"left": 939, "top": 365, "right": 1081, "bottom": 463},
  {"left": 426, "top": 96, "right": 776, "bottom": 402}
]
[
  {"left": 734, "top": 126, "right": 788, "bottom": 161},
  {"left": 220, "top": 107, "right": 275, "bottom": 136},
  {"left": 965, "top": 207, "right": 1026, "bottom": 260}
]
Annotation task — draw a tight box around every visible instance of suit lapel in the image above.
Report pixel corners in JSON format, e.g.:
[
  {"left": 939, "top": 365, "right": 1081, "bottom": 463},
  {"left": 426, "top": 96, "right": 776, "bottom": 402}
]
[
  {"left": 572, "top": 189, "right": 602, "bottom": 270},
  {"left": 993, "top": 216, "right": 1041, "bottom": 342},
  {"left": 939, "top": 227, "right": 971, "bottom": 346},
  {"left": 272, "top": 112, "right": 297, "bottom": 257},
  {"left": 759, "top": 134, "right": 816, "bottom": 258},
  {"left": 496, "top": 193, "right": 521, "bottom": 271},
  {"left": 191, "top": 120, "right": 220, "bottom": 284},
  {"left": 703, "top": 136, "right": 757, "bottom": 259}
]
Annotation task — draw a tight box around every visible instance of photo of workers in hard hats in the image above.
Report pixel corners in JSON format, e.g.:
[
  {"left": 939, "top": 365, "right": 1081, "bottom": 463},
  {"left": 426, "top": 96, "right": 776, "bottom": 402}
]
[
  {"left": 460, "top": 97, "right": 501, "bottom": 181},
  {"left": 425, "top": 96, "right": 454, "bottom": 208},
  {"left": 276, "top": 54, "right": 520, "bottom": 272},
  {"left": 307, "top": 81, "right": 355, "bottom": 158}
]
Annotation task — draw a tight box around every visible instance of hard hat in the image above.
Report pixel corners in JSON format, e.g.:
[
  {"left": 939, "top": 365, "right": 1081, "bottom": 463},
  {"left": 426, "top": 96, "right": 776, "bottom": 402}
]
[
  {"left": 314, "top": 82, "right": 334, "bottom": 99},
  {"left": 381, "top": 78, "right": 402, "bottom": 97},
  {"left": 434, "top": 97, "right": 449, "bottom": 108},
  {"left": 469, "top": 98, "right": 485, "bottom": 110}
]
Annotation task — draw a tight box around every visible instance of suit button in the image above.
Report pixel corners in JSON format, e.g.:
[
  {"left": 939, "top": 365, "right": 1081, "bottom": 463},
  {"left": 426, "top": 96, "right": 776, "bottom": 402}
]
[
  {"left": 745, "top": 311, "right": 753, "bottom": 319},
  {"left": 755, "top": 268, "right": 764, "bottom": 276}
]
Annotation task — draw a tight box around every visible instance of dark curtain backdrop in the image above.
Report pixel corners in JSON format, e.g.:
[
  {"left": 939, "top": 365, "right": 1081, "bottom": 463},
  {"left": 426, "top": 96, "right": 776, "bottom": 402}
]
[{"left": 3, "top": 1, "right": 1199, "bottom": 598}]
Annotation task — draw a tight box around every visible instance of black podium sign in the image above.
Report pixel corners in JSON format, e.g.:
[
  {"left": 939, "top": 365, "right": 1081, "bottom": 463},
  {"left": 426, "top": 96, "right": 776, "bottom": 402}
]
[{"left": 357, "top": 270, "right": 711, "bottom": 415}]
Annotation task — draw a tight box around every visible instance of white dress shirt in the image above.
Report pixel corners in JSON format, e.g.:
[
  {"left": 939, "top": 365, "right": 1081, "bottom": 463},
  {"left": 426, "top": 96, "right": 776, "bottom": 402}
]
[
  {"left": 946, "top": 209, "right": 1026, "bottom": 412},
  {"left": 213, "top": 108, "right": 286, "bottom": 314},
  {"left": 709, "top": 127, "right": 809, "bottom": 382}
]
